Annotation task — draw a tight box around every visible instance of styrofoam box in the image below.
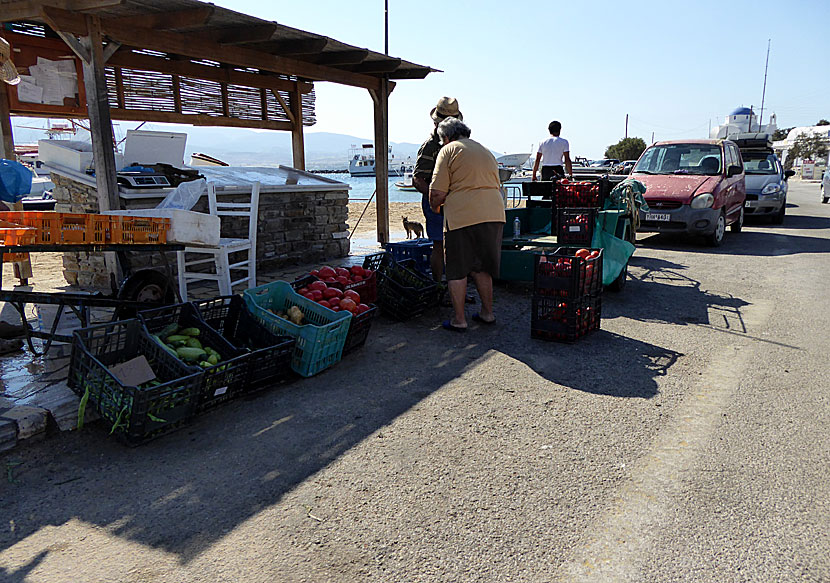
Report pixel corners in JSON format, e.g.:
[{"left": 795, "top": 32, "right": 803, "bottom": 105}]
[
  {"left": 123, "top": 130, "right": 187, "bottom": 167},
  {"left": 105, "top": 209, "right": 220, "bottom": 247},
  {"left": 38, "top": 140, "right": 124, "bottom": 173}
]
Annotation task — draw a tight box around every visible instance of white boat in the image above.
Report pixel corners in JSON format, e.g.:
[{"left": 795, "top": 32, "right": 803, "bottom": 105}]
[
  {"left": 496, "top": 152, "right": 531, "bottom": 169},
  {"left": 348, "top": 143, "right": 409, "bottom": 177},
  {"left": 395, "top": 168, "right": 417, "bottom": 191}
]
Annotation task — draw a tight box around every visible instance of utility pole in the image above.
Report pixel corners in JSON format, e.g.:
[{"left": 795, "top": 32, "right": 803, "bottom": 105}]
[
  {"left": 759, "top": 39, "right": 771, "bottom": 132},
  {"left": 625, "top": 114, "right": 628, "bottom": 139},
  {"left": 384, "top": 0, "right": 389, "bottom": 55},
  {"left": 651, "top": 131, "right": 655, "bottom": 144}
]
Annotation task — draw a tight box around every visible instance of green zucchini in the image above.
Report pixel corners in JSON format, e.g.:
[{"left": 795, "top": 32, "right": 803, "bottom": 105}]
[
  {"left": 165, "top": 334, "right": 191, "bottom": 343},
  {"left": 175, "top": 346, "right": 208, "bottom": 362},
  {"left": 185, "top": 337, "right": 203, "bottom": 349},
  {"left": 159, "top": 323, "right": 180, "bottom": 338},
  {"left": 179, "top": 327, "right": 201, "bottom": 337}
]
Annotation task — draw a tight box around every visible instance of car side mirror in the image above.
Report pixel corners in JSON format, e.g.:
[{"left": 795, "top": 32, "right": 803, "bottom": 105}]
[
  {"left": 727, "top": 165, "right": 743, "bottom": 177},
  {"left": 784, "top": 169, "right": 796, "bottom": 179}
]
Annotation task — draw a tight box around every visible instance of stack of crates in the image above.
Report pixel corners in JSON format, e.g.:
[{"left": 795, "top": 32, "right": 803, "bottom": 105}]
[
  {"left": 553, "top": 177, "right": 609, "bottom": 245},
  {"left": 383, "top": 238, "right": 433, "bottom": 276},
  {"left": 363, "top": 252, "right": 443, "bottom": 321},
  {"left": 531, "top": 248, "right": 603, "bottom": 342}
]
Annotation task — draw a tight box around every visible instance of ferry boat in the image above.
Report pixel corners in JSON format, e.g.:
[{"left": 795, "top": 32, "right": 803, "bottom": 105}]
[{"left": 348, "top": 143, "right": 409, "bottom": 177}]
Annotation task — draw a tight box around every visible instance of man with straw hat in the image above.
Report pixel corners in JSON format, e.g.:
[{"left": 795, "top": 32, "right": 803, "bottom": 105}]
[{"left": 413, "top": 97, "right": 464, "bottom": 284}]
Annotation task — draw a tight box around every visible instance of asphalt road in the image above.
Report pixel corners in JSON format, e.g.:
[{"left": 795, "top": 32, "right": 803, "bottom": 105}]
[{"left": 1, "top": 180, "right": 828, "bottom": 582}]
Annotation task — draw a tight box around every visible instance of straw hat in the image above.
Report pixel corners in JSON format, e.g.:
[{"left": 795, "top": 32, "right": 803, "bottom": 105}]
[{"left": 430, "top": 96, "right": 462, "bottom": 122}]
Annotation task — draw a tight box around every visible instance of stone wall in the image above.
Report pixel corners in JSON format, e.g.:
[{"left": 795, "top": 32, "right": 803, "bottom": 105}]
[{"left": 50, "top": 174, "right": 350, "bottom": 289}]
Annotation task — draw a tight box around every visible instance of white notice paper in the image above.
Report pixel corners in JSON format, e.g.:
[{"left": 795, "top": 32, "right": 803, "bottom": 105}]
[{"left": 16, "top": 79, "right": 43, "bottom": 104}]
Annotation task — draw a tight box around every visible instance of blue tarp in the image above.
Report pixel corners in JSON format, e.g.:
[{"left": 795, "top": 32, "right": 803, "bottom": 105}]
[{"left": 0, "top": 159, "right": 33, "bottom": 203}]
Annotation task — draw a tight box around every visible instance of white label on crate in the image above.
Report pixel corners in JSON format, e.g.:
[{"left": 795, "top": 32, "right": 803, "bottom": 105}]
[
  {"left": 214, "top": 386, "right": 228, "bottom": 397},
  {"left": 569, "top": 226, "right": 580, "bottom": 232}
]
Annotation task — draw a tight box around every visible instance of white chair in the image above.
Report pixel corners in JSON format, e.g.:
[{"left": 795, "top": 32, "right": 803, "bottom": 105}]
[{"left": 177, "top": 181, "right": 260, "bottom": 300}]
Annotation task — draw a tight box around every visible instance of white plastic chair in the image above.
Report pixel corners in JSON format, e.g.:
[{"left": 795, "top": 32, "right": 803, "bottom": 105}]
[{"left": 177, "top": 181, "right": 260, "bottom": 300}]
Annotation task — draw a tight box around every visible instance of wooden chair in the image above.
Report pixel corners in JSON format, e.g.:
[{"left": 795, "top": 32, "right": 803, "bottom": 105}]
[{"left": 177, "top": 181, "right": 260, "bottom": 300}]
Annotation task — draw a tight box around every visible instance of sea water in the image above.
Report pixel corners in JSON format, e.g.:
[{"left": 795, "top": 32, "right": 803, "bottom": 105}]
[{"left": 314, "top": 173, "right": 422, "bottom": 204}]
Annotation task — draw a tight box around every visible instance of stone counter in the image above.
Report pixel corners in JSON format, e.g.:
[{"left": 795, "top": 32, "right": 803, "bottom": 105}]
[{"left": 50, "top": 173, "right": 350, "bottom": 288}]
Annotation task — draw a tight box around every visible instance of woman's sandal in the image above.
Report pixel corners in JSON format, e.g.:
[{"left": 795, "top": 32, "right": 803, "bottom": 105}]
[
  {"left": 442, "top": 320, "right": 467, "bottom": 333},
  {"left": 471, "top": 313, "right": 496, "bottom": 325}
]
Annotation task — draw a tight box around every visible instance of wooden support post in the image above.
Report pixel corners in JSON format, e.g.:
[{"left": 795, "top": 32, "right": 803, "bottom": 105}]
[
  {"left": 290, "top": 86, "right": 305, "bottom": 170},
  {"left": 0, "top": 83, "right": 13, "bottom": 160},
  {"left": 370, "top": 79, "right": 390, "bottom": 244}
]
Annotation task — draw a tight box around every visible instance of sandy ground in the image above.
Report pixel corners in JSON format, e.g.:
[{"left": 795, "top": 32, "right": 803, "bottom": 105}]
[{"left": 348, "top": 201, "right": 421, "bottom": 239}]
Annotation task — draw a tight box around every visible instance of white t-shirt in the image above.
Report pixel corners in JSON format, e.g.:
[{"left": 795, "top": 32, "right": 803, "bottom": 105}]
[{"left": 537, "top": 136, "right": 570, "bottom": 166}]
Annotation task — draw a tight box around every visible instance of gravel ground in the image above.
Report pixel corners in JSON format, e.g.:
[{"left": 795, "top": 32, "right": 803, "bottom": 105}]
[{"left": 1, "top": 181, "right": 828, "bottom": 582}]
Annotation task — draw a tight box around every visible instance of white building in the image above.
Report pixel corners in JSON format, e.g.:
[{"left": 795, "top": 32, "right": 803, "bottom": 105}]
[
  {"left": 709, "top": 106, "right": 777, "bottom": 139},
  {"left": 774, "top": 125, "right": 830, "bottom": 168}
]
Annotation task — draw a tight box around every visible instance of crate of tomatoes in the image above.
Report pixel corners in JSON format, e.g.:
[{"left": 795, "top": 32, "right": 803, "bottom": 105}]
[{"left": 307, "top": 264, "right": 377, "bottom": 304}]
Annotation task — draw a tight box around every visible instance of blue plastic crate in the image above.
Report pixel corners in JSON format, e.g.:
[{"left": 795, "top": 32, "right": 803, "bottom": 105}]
[
  {"left": 383, "top": 238, "right": 433, "bottom": 275},
  {"left": 243, "top": 281, "right": 352, "bottom": 377}
]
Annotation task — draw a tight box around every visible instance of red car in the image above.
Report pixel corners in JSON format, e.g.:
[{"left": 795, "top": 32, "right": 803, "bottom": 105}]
[{"left": 632, "top": 139, "right": 746, "bottom": 246}]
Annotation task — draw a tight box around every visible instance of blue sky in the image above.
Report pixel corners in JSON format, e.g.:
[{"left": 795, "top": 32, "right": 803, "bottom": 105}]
[{"left": 12, "top": 0, "right": 830, "bottom": 159}]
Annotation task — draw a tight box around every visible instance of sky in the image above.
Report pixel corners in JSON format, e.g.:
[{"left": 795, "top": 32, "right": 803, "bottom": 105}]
[{"left": 11, "top": 0, "right": 830, "bottom": 159}]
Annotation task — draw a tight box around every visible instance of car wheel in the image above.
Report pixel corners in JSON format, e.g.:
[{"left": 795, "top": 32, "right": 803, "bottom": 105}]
[
  {"left": 771, "top": 199, "right": 786, "bottom": 224},
  {"left": 705, "top": 210, "right": 726, "bottom": 247},
  {"left": 730, "top": 206, "right": 744, "bottom": 233},
  {"left": 822, "top": 185, "right": 829, "bottom": 204}
]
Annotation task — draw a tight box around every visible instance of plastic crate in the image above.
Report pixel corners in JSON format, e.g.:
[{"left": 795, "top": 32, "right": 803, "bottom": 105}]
[
  {"left": 0, "top": 219, "right": 36, "bottom": 263},
  {"left": 555, "top": 180, "right": 602, "bottom": 208},
  {"left": 533, "top": 248, "right": 603, "bottom": 299},
  {"left": 138, "top": 303, "right": 249, "bottom": 412},
  {"left": 243, "top": 281, "right": 352, "bottom": 377},
  {"left": 522, "top": 181, "right": 555, "bottom": 198},
  {"left": 383, "top": 238, "right": 433, "bottom": 276},
  {"left": 292, "top": 270, "right": 378, "bottom": 305},
  {"left": 0, "top": 211, "right": 122, "bottom": 245},
  {"left": 363, "top": 252, "right": 393, "bottom": 275},
  {"left": 193, "top": 295, "right": 296, "bottom": 390},
  {"left": 342, "top": 304, "right": 378, "bottom": 356},
  {"left": 89, "top": 214, "right": 118, "bottom": 244},
  {"left": 376, "top": 260, "right": 443, "bottom": 321},
  {"left": 68, "top": 319, "right": 203, "bottom": 446},
  {"left": 557, "top": 207, "right": 598, "bottom": 245},
  {"left": 531, "top": 293, "right": 601, "bottom": 342},
  {"left": 117, "top": 215, "right": 169, "bottom": 244}
]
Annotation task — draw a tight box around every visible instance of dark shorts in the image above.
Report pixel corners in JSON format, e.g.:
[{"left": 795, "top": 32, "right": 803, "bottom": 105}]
[
  {"left": 541, "top": 165, "right": 565, "bottom": 181},
  {"left": 444, "top": 222, "right": 504, "bottom": 281},
  {"left": 421, "top": 195, "right": 444, "bottom": 242}
]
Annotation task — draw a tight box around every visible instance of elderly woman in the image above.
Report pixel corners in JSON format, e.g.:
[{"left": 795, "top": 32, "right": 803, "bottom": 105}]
[{"left": 429, "top": 117, "right": 506, "bottom": 332}]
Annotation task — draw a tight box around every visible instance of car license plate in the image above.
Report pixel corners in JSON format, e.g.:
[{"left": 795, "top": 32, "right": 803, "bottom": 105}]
[
  {"left": 645, "top": 212, "right": 671, "bottom": 221},
  {"left": 745, "top": 200, "right": 758, "bottom": 208}
]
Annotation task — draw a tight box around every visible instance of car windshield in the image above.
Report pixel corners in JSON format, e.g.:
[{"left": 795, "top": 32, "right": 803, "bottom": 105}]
[
  {"left": 742, "top": 152, "right": 778, "bottom": 175},
  {"left": 633, "top": 144, "right": 722, "bottom": 176}
]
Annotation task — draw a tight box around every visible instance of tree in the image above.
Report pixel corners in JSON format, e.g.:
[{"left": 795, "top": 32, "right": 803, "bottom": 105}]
[
  {"left": 772, "top": 127, "right": 793, "bottom": 141},
  {"left": 817, "top": 119, "right": 830, "bottom": 126},
  {"left": 788, "top": 133, "right": 829, "bottom": 162},
  {"left": 605, "top": 137, "right": 647, "bottom": 161}
]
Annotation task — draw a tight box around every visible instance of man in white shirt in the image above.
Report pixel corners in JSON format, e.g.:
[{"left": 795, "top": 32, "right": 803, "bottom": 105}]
[{"left": 531, "top": 121, "right": 573, "bottom": 181}]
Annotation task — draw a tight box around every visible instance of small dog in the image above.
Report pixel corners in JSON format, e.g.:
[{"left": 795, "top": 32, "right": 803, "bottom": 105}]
[{"left": 402, "top": 216, "right": 424, "bottom": 239}]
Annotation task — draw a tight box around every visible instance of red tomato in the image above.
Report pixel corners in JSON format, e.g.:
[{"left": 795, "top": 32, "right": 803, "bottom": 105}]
[
  {"left": 357, "top": 303, "right": 370, "bottom": 314},
  {"left": 301, "top": 292, "right": 313, "bottom": 300},
  {"left": 335, "top": 267, "right": 350, "bottom": 278},
  {"left": 310, "top": 289, "right": 323, "bottom": 301},
  {"left": 318, "top": 300, "right": 331, "bottom": 309},
  {"left": 310, "top": 270, "right": 320, "bottom": 277},
  {"left": 324, "top": 277, "right": 337, "bottom": 284},
  {"left": 330, "top": 304, "right": 341, "bottom": 311},
  {"left": 343, "top": 290, "right": 361, "bottom": 303},
  {"left": 298, "top": 287, "right": 309, "bottom": 295},
  {"left": 309, "top": 281, "right": 327, "bottom": 292},
  {"left": 351, "top": 275, "right": 363, "bottom": 282},
  {"left": 318, "top": 266, "right": 336, "bottom": 279},
  {"left": 363, "top": 269, "right": 374, "bottom": 278},
  {"left": 339, "top": 298, "right": 357, "bottom": 313},
  {"left": 350, "top": 265, "right": 364, "bottom": 277},
  {"left": 575, "top": 248, "right": 590, "bottom": 259},
  {"left": 328, "top": 297, "right": 341, "bottom": 307},
  {"left": 336, "top": 276, "right": 349, "bottom": 286},
  {"left": 323, "top": 287, "right": 342, "bottom": 300}
]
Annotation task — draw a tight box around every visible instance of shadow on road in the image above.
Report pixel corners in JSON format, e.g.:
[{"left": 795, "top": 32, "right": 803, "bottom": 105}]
[{"left": 0, "top": 283, "right": 682, "bottom": 565}]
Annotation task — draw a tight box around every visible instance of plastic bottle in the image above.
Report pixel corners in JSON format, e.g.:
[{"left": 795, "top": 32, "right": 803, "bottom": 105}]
[{"left": 513, "top": 216, "right": 521, "bottom": 239}]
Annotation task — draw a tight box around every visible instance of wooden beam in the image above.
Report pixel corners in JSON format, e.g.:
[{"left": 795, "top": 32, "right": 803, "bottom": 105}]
[
  {"left": 172, "top": 74, "right": 181, "bottom": 114},
  {"left": 220, "top": 83, "right": 229, "bottom": 117},
  {"left": 210, "top": 24, "right": 277, "bottom": 45},
  {"left": 0, "top": 0, "right": 123, "bottom": 22},
  {"left": 309, "top": 50, "right": 369, "bottom": 66},
  {"left": 370, "top": 81, "right": 390, "bottom": 244},
  {"left": 107, "top": 51, "right": 312, "bottom": 94},
  {"left": 108, "top": 108, "right": 293, "bottom": 131},
  {"left": 114, "top": 66, "right": 125, "bottom": 108},
  {"left": 80, "top": 14, "right": 119, "bottom": 213},
  {"left": 290, "top": 87, "right": 305, "bottom": 170},
  {"left": 47, "top": 29, "right": 90, "bottom": 63},
  {"left": 0, "top": 84, "right": 14, "bottom": 159},
  {"left": 101, "top": 40, "right": 121, "bottom": 62},
  {"left": 122, "top": 6, "right": 214, "bottom": 31},
  {"left": 242, "top": 38, "right": 328, "bottom": 55},
  {"left": 260, "top": 88, "right": 267, "bottom": 121},
  {"left": 40, "top": 7, "right": 382, "bottom": 89},
  {"left": 270, "top": 89, "right": 294, "bottom": 125},
  {"left": 343, "top": 58, "right": 402, "bottom": 74}
]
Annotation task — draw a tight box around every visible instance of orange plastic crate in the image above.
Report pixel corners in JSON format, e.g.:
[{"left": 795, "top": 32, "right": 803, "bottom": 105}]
[
  {"left": 0, "top": 211, "right": 123, "bottom": 245},
  {"left": 0, "top": 219, "right": 36, "bottom": 262},
  {"left": 117, "top": 216, "right": 169, "bottom": 244}
]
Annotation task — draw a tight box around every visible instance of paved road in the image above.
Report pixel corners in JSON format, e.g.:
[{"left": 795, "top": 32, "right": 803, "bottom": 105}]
[{"left": 2, "top": 180, "right": 828, "bottom": 582}]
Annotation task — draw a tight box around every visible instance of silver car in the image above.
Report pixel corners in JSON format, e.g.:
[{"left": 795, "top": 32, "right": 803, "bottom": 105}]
[{"left": 741, "top": 151, "right": 794, "bottom": 224}]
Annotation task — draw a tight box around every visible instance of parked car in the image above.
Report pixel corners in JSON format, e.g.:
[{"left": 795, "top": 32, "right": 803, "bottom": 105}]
[
  {"left": 590, "top": 158, "right": 620, "bottom": 168},
  {"left": 631, "top": 139, "right": 746, "bottom": 246},
  {"left": 731, "top": 134, "right": 794, "bottom": 224},
  {"left": 822, "top": 167, "right": 830, "bottom": 204},
  {"left": 613, "top": 160, "right": 637, "bottom": 174}
]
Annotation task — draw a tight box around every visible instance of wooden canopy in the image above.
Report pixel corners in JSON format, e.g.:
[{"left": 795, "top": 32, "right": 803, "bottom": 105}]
[{"left": 0, "top": 0, "right": 437, "bottom": 242}]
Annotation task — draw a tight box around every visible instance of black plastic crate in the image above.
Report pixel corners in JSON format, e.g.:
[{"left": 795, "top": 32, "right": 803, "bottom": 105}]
[
  {"left": 68, "top": 319, "right": 203, "bottom": 446},
  {"left": 531, "top": 293, "right": 602, "bottom": 342},
  {"left": 192, "top": 295, "right": 296, "bottom": 390},
  {"left": 376, "top": 261, "right": 443, "bottom": 320},
  {"left": 522, "top": 181, "right": 555, "bottom": 198},
  {"left": 555, "top": 178, "right": 608, "bottom": 208},
  {"left": 557, "top": 207, "right": 598, "bottom": 245},
  {"left": 138, "top": 303, "right": 249, "bottom": 412},
  {"left": 533, "top": 248, "right": 603, "bottom": 300},
  {"left": 362, "top": 252, "right": 392, "bottom": 274},
  {"left": 342, "top": 304, "right": 378, "bottom": 355}
]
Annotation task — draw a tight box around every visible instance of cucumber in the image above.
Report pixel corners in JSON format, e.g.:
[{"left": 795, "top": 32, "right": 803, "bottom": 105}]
[
  {"left": 159, "top": 323, "right": 180, "bottom": 338},
  {"left": 165, "top": 334, "right": 191, "bottom": 343},
  {"left": 185, "top": 337, "right": 203, "bottom": 349},
  {"left": 152, "top": 335, "right": 178, "bottom": 357},
  {"left": 180, "top": 327, "right": 201, "bottom": 337},
  {"left": 207, "top": 353, "right": 219, "bottom": 366},
  {"left": 175, "top": 346, "right": 207, "bottom": 362}
]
